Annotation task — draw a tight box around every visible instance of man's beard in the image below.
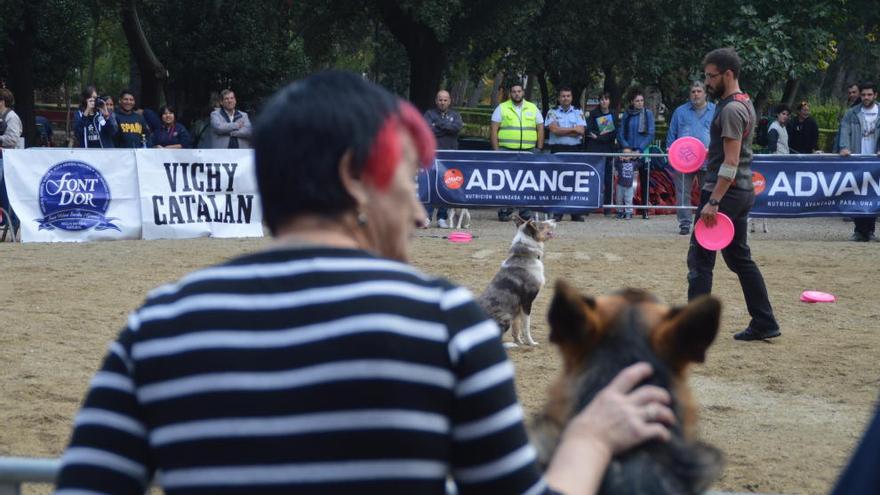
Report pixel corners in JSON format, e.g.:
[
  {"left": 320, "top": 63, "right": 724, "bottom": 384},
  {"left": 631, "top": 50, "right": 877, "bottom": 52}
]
[{"left": 706, "top": 81, "right": 725, "bottom": 98}]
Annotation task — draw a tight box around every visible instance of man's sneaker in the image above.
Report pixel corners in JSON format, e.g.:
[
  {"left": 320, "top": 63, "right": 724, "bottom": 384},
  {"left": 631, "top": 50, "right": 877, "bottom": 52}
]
[
  {"left": 437, "top": 218, "right": 449, "bottom": 229},
  {"left": 850, "top": 232, "right": 869, "bottom": 242},
  {"left": 571, "top": 214, "right": 585, "bottom": 222},
  {"left": 679, "top": 226, "right": 690, "bottom": 235},
  {"left": 734, "top": 327, "right": 781, "bottom": 341}
]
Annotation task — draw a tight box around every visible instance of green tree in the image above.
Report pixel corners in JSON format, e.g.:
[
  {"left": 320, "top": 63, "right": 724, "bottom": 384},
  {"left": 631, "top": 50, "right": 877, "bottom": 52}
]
[{"left": 0, "top": 0, "right": 89, "bottom": 145}]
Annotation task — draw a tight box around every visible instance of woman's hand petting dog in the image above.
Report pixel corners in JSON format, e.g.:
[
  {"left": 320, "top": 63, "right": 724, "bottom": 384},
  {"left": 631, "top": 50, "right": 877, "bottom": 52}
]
[{"left": 545, "top": 362, "right": 674, "bottom": 495}]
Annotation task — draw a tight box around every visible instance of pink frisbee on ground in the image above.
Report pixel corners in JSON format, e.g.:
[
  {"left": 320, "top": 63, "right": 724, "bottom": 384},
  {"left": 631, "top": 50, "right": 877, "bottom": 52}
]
[
  {"left": 668, "top": 136, "right": 707, "bottom": 173},
  {"left": 447, "top": 231, "right": 473, "bottom": 243},
  {"left": 694, "top": 212, "right": 734, "bottom": 251},
  {"left": 800, "top": 290, "right": 836, "bottom": 303}
]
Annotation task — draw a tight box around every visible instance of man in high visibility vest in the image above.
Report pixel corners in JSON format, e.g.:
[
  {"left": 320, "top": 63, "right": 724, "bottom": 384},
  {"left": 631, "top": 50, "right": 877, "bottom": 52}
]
[{"left": 490, "top": 83, "right": 544, "bottom": 221}]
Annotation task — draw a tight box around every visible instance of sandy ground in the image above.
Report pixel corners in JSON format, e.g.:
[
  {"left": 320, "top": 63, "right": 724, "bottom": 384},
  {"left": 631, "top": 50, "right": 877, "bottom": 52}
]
[{"left": 1, "top": 211, "right": 878, "bottom": 494}]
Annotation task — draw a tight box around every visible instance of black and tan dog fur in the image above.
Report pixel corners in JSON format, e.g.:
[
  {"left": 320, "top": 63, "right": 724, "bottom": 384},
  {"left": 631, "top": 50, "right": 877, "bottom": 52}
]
[
  {"left": 477, "top": 215, "right": 555, "bottom": 346},
  {"left": 531, "top": 280, "right": 724, "bottom": 494}
]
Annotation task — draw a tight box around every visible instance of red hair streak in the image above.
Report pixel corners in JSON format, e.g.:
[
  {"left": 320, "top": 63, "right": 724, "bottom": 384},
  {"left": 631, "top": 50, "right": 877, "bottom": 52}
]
[{"left": 362, "top": 101, "right": 437, "bottom": 190}]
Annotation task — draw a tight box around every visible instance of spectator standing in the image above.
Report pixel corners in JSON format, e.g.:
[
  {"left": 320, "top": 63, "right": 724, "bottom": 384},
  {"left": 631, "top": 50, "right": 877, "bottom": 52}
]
[
  {"left": 615, "top": 156, "right": 637, "bottom": 219},
  {"left": 546, "top": 86, "right": 587, "bottom": 222},
  {"left": 666, "top": 81, "right": 715, "bottom": 235},
  {"left": 423, "top": 89, "right": 463, "bottom": 228},
  {"left": 839, "top": 82, "right": 880, "bottom": 241},
  {"left": 586, "top": 92, "right": 619, "bottom": 216},
  {"left": 835, "top": 83, "right": 863, "bottom": 153},
  {"left": 0, "top": 87, "right": 24, "bottom": 232},
  {"left": 618, "top": 89, "right": 655, "bottom": 219},
  {"left": 73, "top": 88, "right": 117, "bottom": 148},
  {"left": 688, "top": 47, "right": 780, "bottom": 342},
  {"left": 847, "top": 83, "right": 861, "bottom": 107},
  {"left": 211, "top": 89, "right": 253, "bottom": 149},
  {"left": 153, "top": 105, "right": 193, "bottom": 149},
  {"left": 767, "top": 104, "right": 791, "bottom": 154},
  {"left": 114, "top": 90, "right": 152, "bottom": 148},
  {"left": 787, "top": 101, "right": 819, "bottom": 153},
  {"left": 491, "top": 82, "right": 543, "bottom": 221}
]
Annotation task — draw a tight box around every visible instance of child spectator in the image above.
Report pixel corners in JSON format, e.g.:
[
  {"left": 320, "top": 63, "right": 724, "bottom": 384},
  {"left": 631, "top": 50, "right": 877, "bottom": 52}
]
[{"left": 615, "top": 156, "right": 636, "bottom": 219}]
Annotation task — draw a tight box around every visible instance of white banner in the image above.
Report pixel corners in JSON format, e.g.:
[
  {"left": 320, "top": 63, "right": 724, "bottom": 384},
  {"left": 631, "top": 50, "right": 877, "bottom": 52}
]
[
  {"left": 3, "top": 149, "right": 264, "bottom": 242},
  {"left": 135, "top": 149, "right": 263, "bottom": 239},
  {"left": 4, "top": 149, "right": 142, "bottom": 242}
]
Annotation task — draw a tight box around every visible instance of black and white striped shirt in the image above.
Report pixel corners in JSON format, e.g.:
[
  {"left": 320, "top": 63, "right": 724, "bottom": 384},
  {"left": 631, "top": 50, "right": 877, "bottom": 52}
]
[{"left": 55, "top": 247, "right": 553, "bottom": 495}]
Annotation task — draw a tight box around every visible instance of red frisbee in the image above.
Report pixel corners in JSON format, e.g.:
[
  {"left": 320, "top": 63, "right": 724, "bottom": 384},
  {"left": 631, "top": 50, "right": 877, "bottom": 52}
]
[
  {"left": 800, "top": 290, "right": 836, "bottom": 303},
  {"left": 694, "top": 212, "right": 734, "bottom": 251},
  {"left": 668, "top": 136, "right": 707, "bottom": 173},
  {"left": 447, "top": 231, "right": 473, "bottom": 243}
]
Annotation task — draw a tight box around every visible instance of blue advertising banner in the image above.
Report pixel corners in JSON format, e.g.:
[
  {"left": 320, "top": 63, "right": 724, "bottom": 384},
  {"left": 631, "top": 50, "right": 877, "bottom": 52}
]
[
  {"left": 419, "top": 150, "right": 604, "bottom": 212},
  {"left": 751, "top": 155, "right": 880, "bottom": 218}
]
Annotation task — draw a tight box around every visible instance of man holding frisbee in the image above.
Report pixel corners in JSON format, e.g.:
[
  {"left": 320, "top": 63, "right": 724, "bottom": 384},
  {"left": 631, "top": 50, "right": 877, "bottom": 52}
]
[{"left": 687, "top": 47, "right": 780, "bottom": 341}]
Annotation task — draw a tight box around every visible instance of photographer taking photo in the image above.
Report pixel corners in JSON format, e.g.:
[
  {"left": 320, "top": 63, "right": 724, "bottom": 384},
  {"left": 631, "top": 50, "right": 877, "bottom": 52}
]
[{"left": 73, "top": 86, "right": 118, "bottom": 148}]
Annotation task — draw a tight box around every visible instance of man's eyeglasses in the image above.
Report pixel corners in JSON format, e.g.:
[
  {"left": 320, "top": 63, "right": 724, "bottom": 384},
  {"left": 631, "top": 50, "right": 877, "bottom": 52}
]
[{"left": 703, "top": 72, "right": 722, "bottom": 80}]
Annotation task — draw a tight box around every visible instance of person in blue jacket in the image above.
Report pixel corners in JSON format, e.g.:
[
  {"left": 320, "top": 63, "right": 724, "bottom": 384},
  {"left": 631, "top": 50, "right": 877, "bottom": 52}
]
[
  {"left": 73, "top": 87, "right": 117, "bottom": 148},
  {"left": 153, "top": 105, "right": 193, "bottom": 148},
  {"left": 618, "top": 89, "right": 655, "bottom": 218}
]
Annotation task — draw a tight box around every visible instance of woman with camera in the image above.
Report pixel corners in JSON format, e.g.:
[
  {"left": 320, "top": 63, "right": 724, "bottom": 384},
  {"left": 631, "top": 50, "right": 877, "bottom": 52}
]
[{"left": 73, "top": 86, "right": 118, "bottom": 148}]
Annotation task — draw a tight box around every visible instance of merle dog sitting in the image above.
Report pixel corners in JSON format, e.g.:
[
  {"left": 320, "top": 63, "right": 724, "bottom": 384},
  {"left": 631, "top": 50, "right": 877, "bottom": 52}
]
[{"left": 531, "top": 280, "right": 724, "bottom": 494}]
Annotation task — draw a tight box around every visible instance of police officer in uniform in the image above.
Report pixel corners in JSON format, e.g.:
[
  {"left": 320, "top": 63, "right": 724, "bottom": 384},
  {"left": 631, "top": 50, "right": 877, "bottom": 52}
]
[{"left": 546, "top": 86, "right": 587, "bottom": 221}]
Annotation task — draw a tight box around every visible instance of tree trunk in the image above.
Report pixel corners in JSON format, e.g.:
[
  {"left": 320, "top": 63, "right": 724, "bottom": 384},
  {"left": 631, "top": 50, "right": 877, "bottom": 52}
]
[
  {"left": 374, "top": 0, "right": 445, "bottom": 111},
  {"left": 121, "top": 0, "right": 166, "bottom": 110},
  {"left": 537, "top": 71, "right": 550, "bottom": 116},
  {"left": 7, "top": 15, "right": 37, "bottom": 148},
  {"left": 87, "top": 14, "right": 100, "bottom": 86},
  {"left": 467, "top": 76, "right": 485, "bottom": 107},
  {"left": 781, "top": 78, "right": 800, "bottom": 109},
  {"left": 490, "top": 71, "right": 504, "bottom": 106},
  {"left": 602, "top": 65, "right": 622, "bottom": 111}
]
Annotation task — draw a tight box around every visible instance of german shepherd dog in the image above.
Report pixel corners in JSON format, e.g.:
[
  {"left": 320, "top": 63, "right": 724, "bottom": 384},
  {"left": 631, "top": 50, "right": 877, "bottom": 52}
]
[
  {"left": 531, "top": 280, "right": 724, "bottom": 494},
  {"left": 477, "top": 215, "right": 556, "bottom": 346}
]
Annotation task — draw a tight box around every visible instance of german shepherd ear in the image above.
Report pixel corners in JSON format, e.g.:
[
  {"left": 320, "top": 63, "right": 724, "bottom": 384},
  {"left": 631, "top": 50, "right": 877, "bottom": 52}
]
[
  {"left": 513, "top": 214, "right": 525, "bottom": 226},
  {"left": 548, "top": 280, "right": 603, "bottom": 371},
  {"left": 651, "top": 295, "right": 721, "bottom": 372}
]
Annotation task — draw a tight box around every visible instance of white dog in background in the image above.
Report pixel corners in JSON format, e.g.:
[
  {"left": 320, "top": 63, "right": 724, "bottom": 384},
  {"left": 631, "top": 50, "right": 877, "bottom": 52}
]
[{"left": 448, "top": 208, "right": 471, "bottom": 229}]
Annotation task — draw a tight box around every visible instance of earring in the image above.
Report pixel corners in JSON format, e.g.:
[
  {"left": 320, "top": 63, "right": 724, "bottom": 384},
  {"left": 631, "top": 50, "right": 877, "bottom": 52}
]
[{"left": 357, "top": 211, "right": 368, "bottom": 226}]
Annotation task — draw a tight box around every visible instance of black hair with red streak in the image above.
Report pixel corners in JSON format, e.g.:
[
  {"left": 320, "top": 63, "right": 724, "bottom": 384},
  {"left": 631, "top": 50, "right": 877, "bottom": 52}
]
[{"left": 254, "top": 71, "right": 436, "bottom": 234}]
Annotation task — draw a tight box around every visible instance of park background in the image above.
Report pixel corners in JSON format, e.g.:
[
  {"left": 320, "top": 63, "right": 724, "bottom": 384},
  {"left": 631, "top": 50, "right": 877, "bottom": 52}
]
[{"left": 1, "top": 0, "right": 879, "bottom": 149}]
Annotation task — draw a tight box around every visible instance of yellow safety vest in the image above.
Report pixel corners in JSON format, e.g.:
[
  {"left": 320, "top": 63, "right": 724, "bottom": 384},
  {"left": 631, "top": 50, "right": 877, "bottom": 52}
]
[{"left": 497, "top": 100, "right": 539, "bottom": 150}]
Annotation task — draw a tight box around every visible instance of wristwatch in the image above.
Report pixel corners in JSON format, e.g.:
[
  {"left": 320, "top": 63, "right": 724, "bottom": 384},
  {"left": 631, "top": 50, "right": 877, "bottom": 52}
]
[{"left": 708, "top": 198, "right": 721, "bottom": 206}]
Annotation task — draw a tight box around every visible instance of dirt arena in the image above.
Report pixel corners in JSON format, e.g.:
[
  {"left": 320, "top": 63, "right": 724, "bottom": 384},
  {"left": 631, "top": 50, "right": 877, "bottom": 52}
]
[{"left": 2, "top": 212, "right": 878, "bottom": 494}]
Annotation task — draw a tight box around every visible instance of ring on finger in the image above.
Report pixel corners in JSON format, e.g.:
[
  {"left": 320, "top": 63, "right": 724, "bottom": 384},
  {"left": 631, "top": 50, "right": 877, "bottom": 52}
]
[{"left": 644, "top": 404, "right": 657, "bottom": 422}]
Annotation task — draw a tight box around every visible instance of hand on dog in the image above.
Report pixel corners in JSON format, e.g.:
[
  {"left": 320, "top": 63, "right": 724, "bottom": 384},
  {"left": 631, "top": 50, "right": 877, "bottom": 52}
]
[
  {"left": 546, "top": 363, "right": 674, "bottom": 495},
  {"left": 568, "top": 362, "right": 674, "bottom": 455}
]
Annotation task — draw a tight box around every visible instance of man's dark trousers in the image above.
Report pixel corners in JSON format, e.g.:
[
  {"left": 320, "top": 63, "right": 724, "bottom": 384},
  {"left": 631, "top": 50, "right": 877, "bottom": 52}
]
[{"left": 687, "top": 188, "right": 778, "bottom": 332}]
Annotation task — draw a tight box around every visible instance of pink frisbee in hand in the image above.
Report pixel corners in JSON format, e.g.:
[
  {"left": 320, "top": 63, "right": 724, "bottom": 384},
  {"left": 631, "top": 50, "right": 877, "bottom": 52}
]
[
  {"left": 800, "top": 290, "right": 836, "bottom": 303},
  {"left": 694, "top": 212, "right": 734, "bottom": 251},
  {"left": 447, "top": 231, "right": 473, "bottom": 243},
  {"left": 668, "top": 136, "right": 707, "bottom": 173}
]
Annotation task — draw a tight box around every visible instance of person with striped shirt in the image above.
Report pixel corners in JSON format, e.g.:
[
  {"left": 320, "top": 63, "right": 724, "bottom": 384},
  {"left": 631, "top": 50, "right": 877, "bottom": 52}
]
[{"left": 55, "top": 71, "right": 674, "bottom": 495}]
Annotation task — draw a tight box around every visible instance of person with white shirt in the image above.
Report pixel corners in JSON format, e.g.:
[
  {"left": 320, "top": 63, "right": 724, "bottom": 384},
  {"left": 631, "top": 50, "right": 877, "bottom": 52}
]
[
  {"left": 839, "top": 81, "right": 880, "bottom": 241},
  {"left": 766, "top": 104, "right": 790, "bottom": 154}
]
